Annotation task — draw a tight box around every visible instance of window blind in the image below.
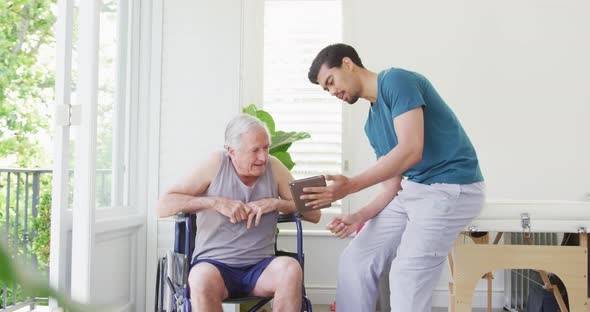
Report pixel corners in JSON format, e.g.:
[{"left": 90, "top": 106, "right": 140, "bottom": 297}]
[{"left": 263, "top": 0, "right": 343, "bottom": 213}]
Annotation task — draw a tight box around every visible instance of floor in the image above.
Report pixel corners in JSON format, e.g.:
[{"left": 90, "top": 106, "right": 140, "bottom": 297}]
[
  {"left": 311, "top": 304, "right": 333, "bottom": 312},
  {"left": 312, "top": 305, "right": 505, "bottom": 312},
  {"left": 14, "top": 307, "right": 49, "bottom": 312},
  {"left": 17, "top": 303, "right": 506, "bottom": 311}
]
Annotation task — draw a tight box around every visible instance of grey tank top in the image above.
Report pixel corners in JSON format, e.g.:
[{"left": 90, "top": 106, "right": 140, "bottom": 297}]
[{"left": 192, "top": 152, "right": 278, "bottom": 266}]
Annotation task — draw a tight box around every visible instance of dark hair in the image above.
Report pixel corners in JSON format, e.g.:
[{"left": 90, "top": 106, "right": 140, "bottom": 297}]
[{"left": 308, "top": 43, "right": 364, "bottom": 84}]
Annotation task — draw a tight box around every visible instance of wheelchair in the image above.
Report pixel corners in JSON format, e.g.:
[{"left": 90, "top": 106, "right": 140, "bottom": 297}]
[{"left": 155, "top": 212, "right": 313, "bottom": 312}]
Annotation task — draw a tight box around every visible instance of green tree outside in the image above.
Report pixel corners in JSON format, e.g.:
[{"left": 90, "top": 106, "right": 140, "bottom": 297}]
[
  {"left": 1, "top": 0, "right": 57, "bottom": 307},
  {"left": 1, "top": 0, "right": 56, "bottom": 168}
]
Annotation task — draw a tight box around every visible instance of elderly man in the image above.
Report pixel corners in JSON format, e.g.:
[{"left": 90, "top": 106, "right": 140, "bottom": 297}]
[{"left": 157, "top": 114, "right": 320, "bottom": 312}]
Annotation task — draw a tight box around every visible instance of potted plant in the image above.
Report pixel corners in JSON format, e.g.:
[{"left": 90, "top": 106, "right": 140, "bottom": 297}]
[{"left": 242, "top": 104, "right": 310, "bottom": 170}]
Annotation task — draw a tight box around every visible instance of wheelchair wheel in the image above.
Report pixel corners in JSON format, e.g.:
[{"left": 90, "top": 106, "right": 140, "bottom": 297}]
[
  {"left": 303, "top": 296, "right": 312, "bottom": 312},
  {"left": 154, "top": 260, "right": 160, "bottom": 311}
]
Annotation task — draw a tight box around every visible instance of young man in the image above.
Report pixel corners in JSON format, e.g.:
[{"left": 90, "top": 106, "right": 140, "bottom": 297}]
[
  {"left": 157, "top": 114, "right": 320, "bottom": 312},
  {"left": 304, "top": 43, "right": 485, "bottom": 311}
]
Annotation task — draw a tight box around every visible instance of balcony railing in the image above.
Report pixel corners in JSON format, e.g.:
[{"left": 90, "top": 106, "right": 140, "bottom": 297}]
[
  {"left": 0, "top": 168, "right": 112, "bottom": 311},
  {"left": 0, "top": 169, "right": 51, "bottom": 311}
]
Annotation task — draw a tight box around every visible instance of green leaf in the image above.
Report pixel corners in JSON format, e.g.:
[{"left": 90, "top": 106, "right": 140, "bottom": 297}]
[
  {"left": 242, "top": 103, "right": 258, "bottom": 116},
  {"left": 271, "top": 151, "right": 295, "bottom": 170},
  {"left": 269, "top": 142, "right": 291, "bottom": 154},
  {"left": 242, "top": 104, "right": 310, "bottom": 171},
  {"left": 0, "top": 243, "right": 17, "bottom": 283},
  {"left": 255, "top": 110, "right": 275, "bottom": 134},
  {"left": 242, "top": 104, "right": 276, "bottom": 134},
  {"left": 32, "top": 191, "right": 52, "bottom": 264},
  {"left": 0, "top": 239, "right": 98, "bottom": 311},
  {"left": 271, "top": 130, "right": 311, "bottom": 151}
]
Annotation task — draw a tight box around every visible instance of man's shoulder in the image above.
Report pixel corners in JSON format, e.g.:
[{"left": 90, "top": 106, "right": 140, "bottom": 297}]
[
  {"left": 209, "top": 150, "right": 225, "bottom": 162},
  {"left": 269, "top": 156, "right": 287, "bottom": 179},
  {"left": 378, "top": 68, "right": 426, "bottom": 100},
  {"left": 380, "top": 67, "right": 418, "bottom": 83},
  {"left": 198, "top": 150, "right": 225, "bottom": 182},
  {"left": 268, "top": 156, "right": 293, "bottom": 195}
]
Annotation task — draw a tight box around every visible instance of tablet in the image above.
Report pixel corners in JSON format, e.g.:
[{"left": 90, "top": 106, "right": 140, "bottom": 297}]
[{"left": 289, "top": 175, "right": 331, "bottom": 212}]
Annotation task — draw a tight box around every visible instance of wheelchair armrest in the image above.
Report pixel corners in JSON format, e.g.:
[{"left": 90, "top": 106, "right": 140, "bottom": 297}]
[
  {"left": 276, "top": 213, "right": 304, "bottom": 266},
  {"left": 179, "top": 211, "right": 300, "bottom": 222},
  {"left": 278, "top": 212, "right": 303, "bottom": 223},
  {"left": 174, "top": 212, "right": 196, "bottom": 256},
  {"left": 175, "top": 211, "right": 190, "bottom": 222}
]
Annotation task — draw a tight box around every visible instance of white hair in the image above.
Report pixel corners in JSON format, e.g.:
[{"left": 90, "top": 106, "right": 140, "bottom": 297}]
[{"left": 224, "top": 114, "right": 270, "bottom": 150}]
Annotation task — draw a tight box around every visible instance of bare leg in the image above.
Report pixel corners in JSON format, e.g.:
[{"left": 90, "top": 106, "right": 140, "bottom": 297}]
[
  {"left": 250, "top": 256, "right": 302, "bottom": 312},
  {"left": 188, "top": 262, "right": 229, "bottom": 312}
]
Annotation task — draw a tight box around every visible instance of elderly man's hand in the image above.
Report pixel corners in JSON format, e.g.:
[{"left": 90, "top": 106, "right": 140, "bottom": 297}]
[
  {"left": 245, "top": 198, "right": 278, "bottom": 229},
  {"left": 213, "top": 198, "right": 250, "bottom": 223}
]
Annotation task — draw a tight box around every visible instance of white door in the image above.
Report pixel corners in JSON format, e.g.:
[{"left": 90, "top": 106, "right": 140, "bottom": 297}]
[
  {"left": 49, "top": 0, "right": 74, "bottom": 306},
  {"left": 51, "top": 0, "right": 151, "bottom": 310}
]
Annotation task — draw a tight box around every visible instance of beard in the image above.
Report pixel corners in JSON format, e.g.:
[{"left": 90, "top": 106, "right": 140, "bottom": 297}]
[{"left": 346, "top": 95, "right": 360, "bottom": 104}]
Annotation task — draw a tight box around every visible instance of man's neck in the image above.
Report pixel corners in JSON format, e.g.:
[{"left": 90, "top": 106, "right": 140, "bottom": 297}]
[
  {"left": 239, "top": 175, "right": 257, "bottom": 186},
  {"left": 359, "top": 69, "right": 379, "bottom": 103}
]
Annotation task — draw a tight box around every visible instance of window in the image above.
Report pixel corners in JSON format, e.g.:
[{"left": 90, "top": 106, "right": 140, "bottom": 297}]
[
  {"left": 263, "top": 0, "right": 344, "bottom": 215},
  {"left": 95, "top": 0, "right": 131, "bottom": 209}
]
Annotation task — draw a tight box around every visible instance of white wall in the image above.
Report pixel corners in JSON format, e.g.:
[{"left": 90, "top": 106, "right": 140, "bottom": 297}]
[
  {"left": 343, "top": 0, "right": 590, "bottom": 308},
  {"left": 159, "top": 0, "right": 243, "bottom": 193},
  {"left": 344, "top": 0, "right": 590, "bottom": 201}
]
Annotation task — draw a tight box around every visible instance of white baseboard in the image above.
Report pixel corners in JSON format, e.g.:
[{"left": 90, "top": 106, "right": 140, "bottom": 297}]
[
  {"left": 110, "top": 302, "right": 133, "bottom": 312},
  {"left": 306, "top": 286, "right": 505, "bottom": 308},
  {"left": 306, "top": 285, "right": 337, "bottom": 305},
  {"left": 222, "top": 303, "right": 240, "bottom": 312}
]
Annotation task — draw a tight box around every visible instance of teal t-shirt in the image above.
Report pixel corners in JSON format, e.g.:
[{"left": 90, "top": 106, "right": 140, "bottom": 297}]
[{"left": 364, "top": 68, "right": 483, "bottom": 185}]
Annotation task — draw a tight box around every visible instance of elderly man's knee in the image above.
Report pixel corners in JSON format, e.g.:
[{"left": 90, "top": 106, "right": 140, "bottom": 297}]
[
  {"left": 188, "top": 263, "right": 226, "bottom": 298},
  {"left": 277, "top": 257, "right": 303, "bottom": 283}
]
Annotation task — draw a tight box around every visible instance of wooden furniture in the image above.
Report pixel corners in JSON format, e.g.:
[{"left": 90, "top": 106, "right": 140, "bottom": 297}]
[{"left": 447, "top": 201, "right": 590, "bottom": 312}]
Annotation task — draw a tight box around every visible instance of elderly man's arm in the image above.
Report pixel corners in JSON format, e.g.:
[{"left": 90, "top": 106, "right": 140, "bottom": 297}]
[{"left": 157, "top": 151, "right": 250, "bottom": 223}]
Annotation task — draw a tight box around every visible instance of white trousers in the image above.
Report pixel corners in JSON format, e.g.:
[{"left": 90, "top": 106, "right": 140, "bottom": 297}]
[{"left": 336, "top": 180, "right": 485, "bottom": 312}]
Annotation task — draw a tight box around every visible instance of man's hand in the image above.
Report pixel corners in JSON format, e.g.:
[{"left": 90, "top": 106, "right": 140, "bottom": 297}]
[
  {"left": 326, "top": 213, "right": 362, "bottom": 239},
  {"left": 301, "top": 175, "right": 355, "bottom": 209},
  {"left": 213, "top": 198, "right": 250, "bottom": 224},
  {"left": 245, "top": 198, "right": 278, "bottom": 229}
]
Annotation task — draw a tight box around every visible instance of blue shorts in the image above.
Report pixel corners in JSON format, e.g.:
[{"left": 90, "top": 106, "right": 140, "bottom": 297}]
[{"left": 191, "top": 256, "right": 275, "bottom": 298}]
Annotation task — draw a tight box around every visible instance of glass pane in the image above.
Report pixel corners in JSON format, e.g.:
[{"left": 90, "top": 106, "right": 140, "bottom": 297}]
[
  {"left": 69, "top": 0, "right": 80, "bottom": 209},
  {"left": 96, "top": 0, "right": 129, "bottom": 209}
]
